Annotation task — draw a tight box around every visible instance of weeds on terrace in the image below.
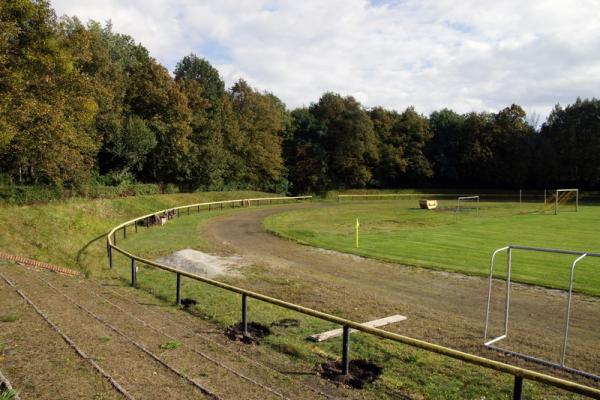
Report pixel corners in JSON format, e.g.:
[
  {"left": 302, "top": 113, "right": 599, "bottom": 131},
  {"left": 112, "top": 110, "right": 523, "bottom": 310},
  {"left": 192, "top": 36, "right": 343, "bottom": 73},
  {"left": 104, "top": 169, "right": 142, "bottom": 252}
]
[
  {"left": 0, "top": 388, "right": 17, "bottom": 400},
  {"left": 159, "top": 341, "right": 179, "bottom": 350},
  {"left": 0, "top": 315, "right": 20, "bottom": 323}
]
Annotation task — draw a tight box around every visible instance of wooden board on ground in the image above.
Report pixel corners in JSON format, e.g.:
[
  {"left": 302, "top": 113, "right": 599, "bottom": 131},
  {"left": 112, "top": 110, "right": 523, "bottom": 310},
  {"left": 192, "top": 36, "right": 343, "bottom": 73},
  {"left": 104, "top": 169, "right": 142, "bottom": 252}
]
[{"left": 308, "top": 314, "right": 407, "bottom": 342}]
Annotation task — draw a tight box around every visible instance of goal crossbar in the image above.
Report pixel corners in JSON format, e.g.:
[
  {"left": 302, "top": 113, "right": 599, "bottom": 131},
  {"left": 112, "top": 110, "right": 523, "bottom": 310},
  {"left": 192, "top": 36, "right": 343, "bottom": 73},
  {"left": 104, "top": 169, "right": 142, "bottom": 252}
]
[
  {"left": 457, "top": 196, "right": 480, "bottom": 216},
  {"left": 544, "top": 189, "right": 579, "bottom": 215}
]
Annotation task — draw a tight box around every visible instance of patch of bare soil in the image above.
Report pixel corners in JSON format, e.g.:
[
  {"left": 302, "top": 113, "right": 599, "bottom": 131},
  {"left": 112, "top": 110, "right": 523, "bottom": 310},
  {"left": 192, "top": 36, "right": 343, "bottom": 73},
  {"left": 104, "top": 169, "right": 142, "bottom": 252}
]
[
  {"left": 201, "top": 205, "right": 600, "bottom": 387},
  {"left": 319, "top": 359, "right": 383, "bottom": 389},
  {"left": 156, "top": 249, "right": 244, "bottom": 277},
  {"left": 271, "top": 318, "right": 300, "bottom": 328},
  {"left": 225, "top": 322, "right": 271, "bottom": 344}
]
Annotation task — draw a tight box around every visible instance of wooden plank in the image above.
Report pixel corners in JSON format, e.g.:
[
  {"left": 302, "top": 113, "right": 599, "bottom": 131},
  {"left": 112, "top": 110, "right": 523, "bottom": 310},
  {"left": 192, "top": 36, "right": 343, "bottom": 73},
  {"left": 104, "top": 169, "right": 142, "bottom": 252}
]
[{"left": 309, "top": 314, "right": 407, "bottom": 342}]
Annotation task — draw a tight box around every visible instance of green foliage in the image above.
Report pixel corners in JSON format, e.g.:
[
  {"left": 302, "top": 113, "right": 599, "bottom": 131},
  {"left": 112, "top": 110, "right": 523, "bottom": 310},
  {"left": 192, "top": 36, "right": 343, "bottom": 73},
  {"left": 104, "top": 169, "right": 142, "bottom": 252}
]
[
  {"left": 159, "top": 340, "right": 179, "bottom": 350},
  {"left": 105, "top": 116, "right": 157, "bottom": 172},
  {"left": 541, "top": 98, "right": 600, "bottom": 188},
  {"left": 229, "top": 79, "right": 289, "bottom": 191},
  {"left": 0, "top": 389, "right": 17, "bottom": 400},
  {"left": 0, "top": 183, "right": 160, "bottom": 204},
  {"left": 0, "top": 1, "right": 101, "bottom": 186},
  {"left": 283, "top": 108, "right": 330, "bottom": 194},
  {"left": 2, "top": 1, "right": 600, "bottom": 193},
  {"left": 174, "top": 53, "right": 224, "bottom": 116},
  {"left": 0, "top": 314, "right": 20, "bottom": 323}
]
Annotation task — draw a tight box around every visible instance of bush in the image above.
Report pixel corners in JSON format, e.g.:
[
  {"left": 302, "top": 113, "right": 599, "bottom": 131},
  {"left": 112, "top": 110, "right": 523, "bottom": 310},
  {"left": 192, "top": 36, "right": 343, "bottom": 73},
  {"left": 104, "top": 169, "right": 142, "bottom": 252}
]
[{"left": 162, "top": 183, "right": 179, "bottom": 194}]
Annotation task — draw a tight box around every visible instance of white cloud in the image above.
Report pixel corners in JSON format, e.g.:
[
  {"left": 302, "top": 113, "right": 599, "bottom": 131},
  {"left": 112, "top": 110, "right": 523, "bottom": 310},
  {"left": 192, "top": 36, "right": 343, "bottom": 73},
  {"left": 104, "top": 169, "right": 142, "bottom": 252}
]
[{"left": 50, "top": 0, "right": 600, "bottom": 119}]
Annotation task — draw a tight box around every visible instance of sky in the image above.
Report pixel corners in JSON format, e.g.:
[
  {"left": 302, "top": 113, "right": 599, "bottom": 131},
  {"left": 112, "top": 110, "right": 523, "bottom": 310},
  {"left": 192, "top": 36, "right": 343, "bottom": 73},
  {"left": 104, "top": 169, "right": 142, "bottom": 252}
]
[{"left": 50, "top": 0, "right": 600, "bottom": 120}]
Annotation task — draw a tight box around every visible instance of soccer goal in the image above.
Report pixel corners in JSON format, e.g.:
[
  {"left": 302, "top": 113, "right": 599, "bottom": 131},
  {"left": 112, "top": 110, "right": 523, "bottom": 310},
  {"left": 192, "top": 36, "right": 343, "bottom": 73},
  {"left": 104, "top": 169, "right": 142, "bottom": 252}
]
[
  {"left": 484, "top": 245, "right": 600, "bottom": 380},
  {"left": 457, "top": 196, "right": 479, "bottom": 216},
  {"left": 544, "top": 189, "right": 579, "bottom": 215}
]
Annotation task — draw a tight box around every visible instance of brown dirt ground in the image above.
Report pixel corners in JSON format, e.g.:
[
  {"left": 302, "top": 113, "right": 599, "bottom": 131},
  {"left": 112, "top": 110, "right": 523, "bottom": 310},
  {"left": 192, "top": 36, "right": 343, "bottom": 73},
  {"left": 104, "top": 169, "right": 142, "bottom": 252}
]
[
  {"left": 200, "top": 205, "right": 600, "bottom": 388},
  {"left": 0, "top": 261, "right": 370, "bottom": 399},
  {"left": 0, "top": 270, "right": 121, "bottom": 400}
]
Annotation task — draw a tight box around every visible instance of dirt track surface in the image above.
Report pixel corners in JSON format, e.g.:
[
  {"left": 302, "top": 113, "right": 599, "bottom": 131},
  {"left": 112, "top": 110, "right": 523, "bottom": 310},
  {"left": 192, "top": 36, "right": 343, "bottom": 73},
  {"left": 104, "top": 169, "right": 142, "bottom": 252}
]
[
  {"left": 0, "top": 262, "right": 367, "bottom": 399},
  {"left": 202, "top": 205, "right": 600, "bottom": 385}
]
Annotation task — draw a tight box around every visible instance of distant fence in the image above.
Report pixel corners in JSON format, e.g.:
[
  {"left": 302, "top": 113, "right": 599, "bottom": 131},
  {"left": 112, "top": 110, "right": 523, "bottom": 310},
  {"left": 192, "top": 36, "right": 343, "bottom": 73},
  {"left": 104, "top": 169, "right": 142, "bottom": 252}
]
[
  {"left": 337, "top": 191, "right": 600, "bottom": 203},
  {"left": 107, "top": 195, "right": 600, "bottom": 399}
]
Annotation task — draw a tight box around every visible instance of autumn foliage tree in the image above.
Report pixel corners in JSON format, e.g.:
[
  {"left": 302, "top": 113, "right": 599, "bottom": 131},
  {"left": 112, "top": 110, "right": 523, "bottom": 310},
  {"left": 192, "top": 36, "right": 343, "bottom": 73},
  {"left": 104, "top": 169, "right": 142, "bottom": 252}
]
[{"left": 2, "top": 0, "right": 600, "bottom": 194}]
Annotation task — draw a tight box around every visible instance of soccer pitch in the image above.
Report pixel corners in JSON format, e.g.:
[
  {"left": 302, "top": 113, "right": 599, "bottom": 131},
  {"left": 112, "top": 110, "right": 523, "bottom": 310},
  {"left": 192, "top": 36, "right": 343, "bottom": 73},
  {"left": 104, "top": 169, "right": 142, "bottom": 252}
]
[{"left": 264, "top": 199, "right": 600, "bottom": 296}]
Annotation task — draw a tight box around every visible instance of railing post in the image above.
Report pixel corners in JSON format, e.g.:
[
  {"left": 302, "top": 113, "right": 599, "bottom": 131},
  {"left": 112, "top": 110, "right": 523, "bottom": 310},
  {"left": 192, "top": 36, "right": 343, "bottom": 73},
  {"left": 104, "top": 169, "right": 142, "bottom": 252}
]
[
  {"left": 146, "top": 217, "right": 149, "bottom": 228},
  {"left": 131, "top": 258, "right": 137, "bottom": 287},
  {"left": 113, "top": 231, "right": 117, "bottom": 245},
  {"left": 187, "top": 207, "right": 190, "bottom": 216},
  {"left": 513, "top": 376, "right": 523, "bottom": 400},
  {"left": 176, "top": 273, "right": 181, "bottom": 306},
  {"left": 135, "top": 221, "right": 138, "bottom": 233},
  {"left": 197, "top": 205, "right": 200, "bottom": 213},
  {"left": 342, "top": 325, "right": 350, "bottom": 375},
  {"left": 242, "top": 294, "right": 248, "bottom": 335},
  {"left": 108, "top": 246, "right": 113, "bottom": 269},
  {"left": 177, "top": 208, "right": 180, "bottom": 218},
  {"left": 123, "top": 225, "right": 126, "bottom": 239}
]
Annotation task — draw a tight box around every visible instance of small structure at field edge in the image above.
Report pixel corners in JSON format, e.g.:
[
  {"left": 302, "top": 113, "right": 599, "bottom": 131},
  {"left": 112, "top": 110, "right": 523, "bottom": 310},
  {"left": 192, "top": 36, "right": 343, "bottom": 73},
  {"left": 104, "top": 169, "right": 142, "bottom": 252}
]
[{"left": 419, "top": 199, "right": 438, "bottom": 209}]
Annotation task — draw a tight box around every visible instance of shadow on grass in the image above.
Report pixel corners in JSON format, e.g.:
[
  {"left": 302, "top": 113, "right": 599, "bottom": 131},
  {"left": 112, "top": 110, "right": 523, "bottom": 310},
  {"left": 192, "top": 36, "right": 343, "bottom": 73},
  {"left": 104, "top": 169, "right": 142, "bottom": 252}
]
[{"left": 76, "top": 232, "right": 109, "bottom": 276}]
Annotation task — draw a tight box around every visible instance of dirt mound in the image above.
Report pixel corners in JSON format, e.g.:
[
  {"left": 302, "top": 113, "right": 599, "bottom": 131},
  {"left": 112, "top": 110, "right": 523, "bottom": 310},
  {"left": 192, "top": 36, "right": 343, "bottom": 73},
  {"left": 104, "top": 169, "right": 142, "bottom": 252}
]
[
  {"left": 156, "top": 249, "right": 244, "bottom": 277},
  {"left": 319, "top": 359, "right": 382, "bottom": 389},
  {"left": 225, "top": 322, "right": 271, "bottom": 344}
]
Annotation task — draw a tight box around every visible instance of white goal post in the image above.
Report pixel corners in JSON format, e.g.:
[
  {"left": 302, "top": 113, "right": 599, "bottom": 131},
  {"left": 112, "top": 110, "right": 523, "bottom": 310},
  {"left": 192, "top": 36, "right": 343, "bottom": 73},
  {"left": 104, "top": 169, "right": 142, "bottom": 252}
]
[
  {"left": 544, "top": 189, "right": 579, "bottom": 215},
  {"left": 484, "top": 245, "right": 600, "bottom": 380},
  {"left": 457, "top": 196, "right": 479, "bottom": 216}
]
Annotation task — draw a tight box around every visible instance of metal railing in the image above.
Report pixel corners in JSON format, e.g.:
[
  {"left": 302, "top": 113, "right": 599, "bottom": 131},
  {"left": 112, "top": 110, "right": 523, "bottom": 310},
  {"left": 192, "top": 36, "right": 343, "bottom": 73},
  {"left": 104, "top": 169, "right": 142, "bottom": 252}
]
[
  {"left": 337, "top": 193, "right": 470, "bottom": 201},
  {"left": 107, "top": 196, "right": 600, "bottom": 399},
  {"left": 484, "top": 245, "right": 600, "bottom": 381}
]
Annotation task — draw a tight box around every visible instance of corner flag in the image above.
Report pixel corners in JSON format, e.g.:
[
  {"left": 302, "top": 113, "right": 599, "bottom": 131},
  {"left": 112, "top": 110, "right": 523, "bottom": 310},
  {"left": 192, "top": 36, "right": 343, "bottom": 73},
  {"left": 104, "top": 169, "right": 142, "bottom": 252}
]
[{"left": 355, "top": 218, "right": 360, "bottom": 248}]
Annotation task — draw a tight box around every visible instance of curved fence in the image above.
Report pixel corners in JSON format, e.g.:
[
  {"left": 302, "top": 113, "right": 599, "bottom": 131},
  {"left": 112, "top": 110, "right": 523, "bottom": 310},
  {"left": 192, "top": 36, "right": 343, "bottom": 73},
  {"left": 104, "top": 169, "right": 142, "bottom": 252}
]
[{"left": 107, "top": 195, "right": 600, "bottom": 399}]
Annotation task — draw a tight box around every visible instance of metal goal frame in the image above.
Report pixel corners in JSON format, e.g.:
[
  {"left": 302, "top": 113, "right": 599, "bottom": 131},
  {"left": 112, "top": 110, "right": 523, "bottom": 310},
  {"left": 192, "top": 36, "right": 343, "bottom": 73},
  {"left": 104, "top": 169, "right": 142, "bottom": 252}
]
[
  {"left": 544, "top": 189, "right": 579, "bottom": 215},
  {"left": 484, "top": 245, "right": 600, "bottom": 380},
  {"left": 457, "top": 195, "right": 480, "bottom": 216}
]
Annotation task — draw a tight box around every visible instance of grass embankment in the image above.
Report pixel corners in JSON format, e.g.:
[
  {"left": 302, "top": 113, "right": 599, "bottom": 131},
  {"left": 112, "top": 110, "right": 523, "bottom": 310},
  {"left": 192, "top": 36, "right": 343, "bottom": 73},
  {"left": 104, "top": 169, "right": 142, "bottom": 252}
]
[
  {"left": 0, "top": 190, "right": 272, "bottom": 276},
  {"left": 264, "top": 199, "right": 600, "bottom": 296}
]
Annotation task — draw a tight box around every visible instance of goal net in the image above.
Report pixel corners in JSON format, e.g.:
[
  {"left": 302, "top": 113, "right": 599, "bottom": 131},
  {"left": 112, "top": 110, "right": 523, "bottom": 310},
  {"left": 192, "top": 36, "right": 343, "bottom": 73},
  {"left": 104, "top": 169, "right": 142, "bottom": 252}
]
[
  {"left": 544, "top": 189, "right": 579, "bottom": 214},
  {"left": 456, "top": 196, "right": 479, "bottom": 216}
]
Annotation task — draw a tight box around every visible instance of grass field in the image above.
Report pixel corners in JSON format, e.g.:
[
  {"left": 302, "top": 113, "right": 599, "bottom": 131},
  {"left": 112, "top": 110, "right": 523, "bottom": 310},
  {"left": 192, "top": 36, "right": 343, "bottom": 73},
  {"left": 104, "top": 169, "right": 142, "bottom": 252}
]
[
  {"left": 264, "top": 199, "right": 600, "bottom": 296},
  {"left": 113, "top": 207, "right": 568, "bottom": 400},
  {"left": 0, "top": 192, "right": 593, "bottom": 399}
]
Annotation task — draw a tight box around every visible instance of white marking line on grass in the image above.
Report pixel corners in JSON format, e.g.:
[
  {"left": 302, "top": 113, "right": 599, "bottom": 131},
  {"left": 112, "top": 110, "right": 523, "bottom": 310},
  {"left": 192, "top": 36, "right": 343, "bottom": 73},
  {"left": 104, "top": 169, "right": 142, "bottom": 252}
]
[{"left": 308, "top": 314, "right": 407, "bottom": 342}]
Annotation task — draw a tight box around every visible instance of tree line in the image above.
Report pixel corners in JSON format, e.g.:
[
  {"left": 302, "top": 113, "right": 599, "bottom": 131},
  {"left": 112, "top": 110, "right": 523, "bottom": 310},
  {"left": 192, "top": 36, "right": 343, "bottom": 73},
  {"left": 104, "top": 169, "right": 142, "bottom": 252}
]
[{"left": 2, "top": 0, "right": 600, "bottom": 194}]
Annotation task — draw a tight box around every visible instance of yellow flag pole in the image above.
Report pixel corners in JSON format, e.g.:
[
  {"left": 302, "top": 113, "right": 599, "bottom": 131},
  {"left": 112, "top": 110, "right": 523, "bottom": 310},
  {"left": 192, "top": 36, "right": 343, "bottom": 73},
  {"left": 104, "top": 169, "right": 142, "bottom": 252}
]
[{"left": 355, "top": 218, "right": 360, "bottom": 248}]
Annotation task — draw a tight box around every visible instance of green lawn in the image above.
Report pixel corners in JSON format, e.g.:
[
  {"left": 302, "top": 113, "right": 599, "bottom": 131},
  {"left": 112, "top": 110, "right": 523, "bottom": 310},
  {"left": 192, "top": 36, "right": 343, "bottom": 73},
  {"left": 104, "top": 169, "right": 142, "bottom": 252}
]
[{"left": 264, "top": 199, "right": 600, "bottom": 296}]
